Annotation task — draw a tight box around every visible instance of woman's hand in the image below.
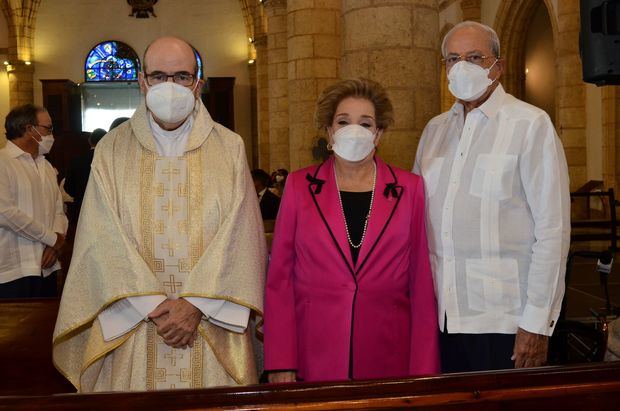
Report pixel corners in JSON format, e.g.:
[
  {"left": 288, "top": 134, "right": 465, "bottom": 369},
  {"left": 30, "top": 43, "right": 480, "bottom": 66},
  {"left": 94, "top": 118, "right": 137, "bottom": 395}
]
[{"left": 268, "top": 371, "right": 296, "bottom": 383}]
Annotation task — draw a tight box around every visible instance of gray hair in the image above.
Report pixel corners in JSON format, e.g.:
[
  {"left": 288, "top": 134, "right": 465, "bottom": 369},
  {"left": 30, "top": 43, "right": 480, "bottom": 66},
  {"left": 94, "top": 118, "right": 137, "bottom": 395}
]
[{"left": 441, "top": 21, "right": 501, "bottom": 59}]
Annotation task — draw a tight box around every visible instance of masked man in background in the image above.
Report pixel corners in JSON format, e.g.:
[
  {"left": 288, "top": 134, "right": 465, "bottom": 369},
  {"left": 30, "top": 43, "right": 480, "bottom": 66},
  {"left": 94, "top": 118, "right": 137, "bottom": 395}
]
[
  {"left": 0, "top": 104, "right": 67, "bottom": 298},
  {"left": 54, "top": 36, "right": 266, "bottom": 392},
  {"left": 414, "top": 21, "right": 570, "bottom": 372}
]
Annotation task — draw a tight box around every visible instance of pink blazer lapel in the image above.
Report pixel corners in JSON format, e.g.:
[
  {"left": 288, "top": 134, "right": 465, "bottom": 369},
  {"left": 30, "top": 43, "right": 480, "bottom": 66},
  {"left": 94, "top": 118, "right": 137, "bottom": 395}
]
[
  {"left": 307, "top": 157, "right": 355, "bottom": 275},
  {"left": 355, "top": 157, "right": 403, "bottom": 275}
]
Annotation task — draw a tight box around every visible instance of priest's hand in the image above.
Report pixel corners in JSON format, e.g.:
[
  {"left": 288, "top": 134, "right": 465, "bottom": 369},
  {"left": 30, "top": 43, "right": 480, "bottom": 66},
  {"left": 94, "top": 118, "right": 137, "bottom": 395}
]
[
  {"left": 41, "top": 245, "right": 58, "bottom": 269},
  {"left": 149, "top": 299, "right": 202, "bottom": 349},
  {"left": 267, "top": 371, "right": 297, "bottom": 383},
  {"left": 512, "top": 327, "right": 548, "bottom": 368}
]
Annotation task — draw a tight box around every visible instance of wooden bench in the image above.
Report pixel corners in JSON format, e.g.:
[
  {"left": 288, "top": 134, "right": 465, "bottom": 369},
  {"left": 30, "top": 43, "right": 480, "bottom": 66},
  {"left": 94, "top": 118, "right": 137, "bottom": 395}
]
[
  {"left": 0, "top": 363, "right": 619, "bottom": 410},
  {"left": 0, "top": 298, "right": 75, "bottom": 395}
]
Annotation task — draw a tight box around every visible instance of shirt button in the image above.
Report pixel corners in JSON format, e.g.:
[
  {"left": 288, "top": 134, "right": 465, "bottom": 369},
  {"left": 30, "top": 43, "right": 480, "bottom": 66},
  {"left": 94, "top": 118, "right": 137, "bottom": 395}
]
[
  {"left": 444, "top": 232, "right": 449, "bottom": 238},
  {"left": 451, "top": 180, "right": 457, "bottom": 185}
]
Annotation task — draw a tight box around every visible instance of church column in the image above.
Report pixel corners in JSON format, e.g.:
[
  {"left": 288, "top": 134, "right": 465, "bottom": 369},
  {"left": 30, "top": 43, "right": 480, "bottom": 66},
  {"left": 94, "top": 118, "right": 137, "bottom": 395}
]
[
  {"left": 557, "top": 0, "right": 587, "bottom": 190},
  {"left": 253, "top": 2, "right": 270, "bottom": 169},
  {"left": 0, "top": 0, "right": 40, "bottom": 107},
  {"left": 287, "top": 0, "right": 340, "bottom": 170},
  {"left": 341, "top": 0, "right": 440, "bottom": 169},
  {"left": 265, "top": 0, "right": 289, "bottom": 171},
  {"left": 460, "top": 0, "right": 481, "bottom": 22}
]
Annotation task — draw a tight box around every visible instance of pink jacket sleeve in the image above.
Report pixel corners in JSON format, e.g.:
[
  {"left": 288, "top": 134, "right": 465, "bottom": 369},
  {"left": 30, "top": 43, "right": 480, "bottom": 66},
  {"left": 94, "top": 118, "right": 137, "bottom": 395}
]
[
  {"left": 264, "top": 174, "right": 299, "bottom": 371},
  {"left": 409, "top": 175, "right": 441, "bottom": 374}
]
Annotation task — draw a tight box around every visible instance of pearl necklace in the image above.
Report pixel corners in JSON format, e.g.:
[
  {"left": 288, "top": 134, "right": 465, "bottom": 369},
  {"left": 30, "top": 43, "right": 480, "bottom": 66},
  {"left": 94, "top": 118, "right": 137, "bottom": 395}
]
[{"left": 334, "top": 162, "right": 377, "bottom": 249}]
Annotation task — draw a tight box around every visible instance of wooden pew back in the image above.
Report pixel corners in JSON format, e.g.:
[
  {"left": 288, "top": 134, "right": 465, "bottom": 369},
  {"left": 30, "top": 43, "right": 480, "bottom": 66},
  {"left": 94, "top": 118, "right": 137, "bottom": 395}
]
[{"left": 0, "top": 298, "right": 75, "bottom": 395}]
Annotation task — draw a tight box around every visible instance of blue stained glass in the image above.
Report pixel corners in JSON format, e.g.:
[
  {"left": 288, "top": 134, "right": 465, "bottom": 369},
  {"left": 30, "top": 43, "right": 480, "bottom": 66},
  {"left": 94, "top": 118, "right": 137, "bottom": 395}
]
[
  {"left": 85, "top": 41, "right": 140, "bottom": 82},
  {"left": 194, "top": 49, "right": 203, "bottom": 79}
]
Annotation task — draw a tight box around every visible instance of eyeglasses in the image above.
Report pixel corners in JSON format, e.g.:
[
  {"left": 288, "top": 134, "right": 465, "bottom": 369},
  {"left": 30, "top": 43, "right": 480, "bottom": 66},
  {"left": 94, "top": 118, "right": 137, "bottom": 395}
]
[
  {"left": 442, "top": 54, "right": 497, "bottom": 67},
  {"left": 35, "top": 124, "right": 54, "bottom": 133},
  {"left": 145, "top": 71, "right": 196, "bottom": 86}
]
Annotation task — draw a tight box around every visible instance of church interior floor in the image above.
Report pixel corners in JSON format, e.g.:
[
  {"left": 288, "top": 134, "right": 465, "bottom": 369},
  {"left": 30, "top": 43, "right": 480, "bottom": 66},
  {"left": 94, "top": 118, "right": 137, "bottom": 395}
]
[{"left": 566, "top": 241, "right": 620, "bottom": 322}]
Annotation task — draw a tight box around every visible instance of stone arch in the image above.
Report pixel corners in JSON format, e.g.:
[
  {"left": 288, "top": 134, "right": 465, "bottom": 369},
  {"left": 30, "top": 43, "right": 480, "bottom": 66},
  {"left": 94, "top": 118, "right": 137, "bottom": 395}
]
[
  {"left": 493, "top": 0, "right": 559, "bottom": 101},
  {"left": 439, "top": 23, "right": 454, "bottom": 113}
]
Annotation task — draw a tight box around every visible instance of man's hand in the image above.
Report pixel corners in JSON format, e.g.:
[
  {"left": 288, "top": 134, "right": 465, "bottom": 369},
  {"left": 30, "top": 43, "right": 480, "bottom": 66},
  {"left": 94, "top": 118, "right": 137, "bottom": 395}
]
[
  {"left": 41, "top": 246, "right": 58, "bottom": 269},
  {"left": 52, "top": 233, "right": 66, "bottom": 254},
  {"left": 148, "top": 299, "right": 202, "bottom": 349},
  {"left": 268, "top": 371, "right": 296, "bottom": 383},
  {"left": 512, "top": 327, "right": 549, "bottom": 368}
]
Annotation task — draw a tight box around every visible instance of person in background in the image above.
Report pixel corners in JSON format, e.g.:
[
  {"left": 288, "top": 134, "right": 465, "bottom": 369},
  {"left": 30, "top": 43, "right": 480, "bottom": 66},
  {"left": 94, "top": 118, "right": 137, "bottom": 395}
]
[
  {"left": 414, "top": 21, "right": 570, "bottom": 372},
  {"left": 0, "top": 104, "right": 68, "bottom": 298},
  {"left": 264, "top": 78, "right": 439, "bottom": 383},
  {"left": 64, "top": 128, "right": 107, "bottom": 210},
  {"left": 109, "top": 117, "right": 129, "bottom": 131},
  {"left": 252, "top": 169, "right": 281, "bottom": 220}
]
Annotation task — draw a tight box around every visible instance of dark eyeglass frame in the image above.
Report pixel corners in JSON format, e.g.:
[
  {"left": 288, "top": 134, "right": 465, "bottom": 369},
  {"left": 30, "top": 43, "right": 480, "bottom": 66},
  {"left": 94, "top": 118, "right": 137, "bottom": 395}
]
[
  {"left": 144, "top": 71, "right": 197, "bottom": 86},
  {"left": 34, "top": 124, "right": 54, "bottom": 133},
  {"left": 441, "top": 54, "right": 498, "bottom": 67}
]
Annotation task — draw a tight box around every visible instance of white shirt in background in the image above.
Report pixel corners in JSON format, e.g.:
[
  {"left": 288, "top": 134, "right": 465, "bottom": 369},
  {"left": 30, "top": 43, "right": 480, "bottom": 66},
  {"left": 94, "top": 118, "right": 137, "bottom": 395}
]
[{"left": 0, "top": 141, "right": 68, "bottom": 283}]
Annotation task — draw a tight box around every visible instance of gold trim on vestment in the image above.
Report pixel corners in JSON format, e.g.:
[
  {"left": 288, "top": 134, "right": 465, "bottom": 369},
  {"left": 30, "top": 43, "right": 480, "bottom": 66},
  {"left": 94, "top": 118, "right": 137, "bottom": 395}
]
[
  {"left": 197, "top": 325, "right": 242, "bottom": 385},
  {"left": 52, "top": 291, "right": 166, "bottom": 345},
  {"left": 79, "top": 324, "right": 138, "bottom": 391},
  {"left": 188, "top": 149, "right": 204, "bottom": 268},
  {"left": 141, "top": 149, "right": 156, "bottom": 271}
]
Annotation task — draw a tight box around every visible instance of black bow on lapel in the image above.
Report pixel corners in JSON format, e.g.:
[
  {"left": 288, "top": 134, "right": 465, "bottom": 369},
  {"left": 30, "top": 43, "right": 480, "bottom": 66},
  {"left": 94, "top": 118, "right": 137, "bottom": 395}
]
[
  {"left": 383, "top": 182, "right": 402, "bottom": 199},
  {"left": 306, "top": 173, "right": 325, "bottom": 194}
]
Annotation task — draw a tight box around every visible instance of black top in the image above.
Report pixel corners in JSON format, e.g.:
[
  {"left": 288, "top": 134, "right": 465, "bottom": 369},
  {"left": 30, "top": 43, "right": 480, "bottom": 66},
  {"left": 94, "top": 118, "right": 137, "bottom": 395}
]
[{"left": 340, "top": 191, "right": 372, "bottom": 266}]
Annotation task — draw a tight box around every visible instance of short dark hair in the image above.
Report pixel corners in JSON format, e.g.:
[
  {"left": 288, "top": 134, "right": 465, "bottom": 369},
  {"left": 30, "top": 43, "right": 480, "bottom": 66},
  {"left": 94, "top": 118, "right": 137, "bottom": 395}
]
[
  {"left": 251, "top": 169, "right": 271, "bottom": 188},
  {"left": 5, "top": 104, "right": 47, "bottom": 140},
  {"left": 89, "top": 128, "right": 107, "bottom": 147},
  {"left": 109, "top": 117, "right": 129, "bottom": 130}
]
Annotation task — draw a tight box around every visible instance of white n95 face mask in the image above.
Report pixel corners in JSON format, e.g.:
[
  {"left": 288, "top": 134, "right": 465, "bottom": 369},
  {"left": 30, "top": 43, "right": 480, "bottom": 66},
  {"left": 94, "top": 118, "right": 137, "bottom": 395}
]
[
  {"left": 331, "top": 124, "right": 376, "bottom": 162},
  {"left": 448, "top": 60, "right": 498, "bottom": 102},
  {"left": 31, "top": 127, "right": 54, "bottom": 156},
  {"left": 146, "top": 81, "right": 197, "bottom": 124}
]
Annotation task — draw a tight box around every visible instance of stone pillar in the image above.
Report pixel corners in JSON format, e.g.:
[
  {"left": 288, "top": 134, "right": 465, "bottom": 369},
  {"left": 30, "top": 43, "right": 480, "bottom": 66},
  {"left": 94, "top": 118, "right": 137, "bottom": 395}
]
[
  {"left": 601, "top": 87, "right": 616, "bottom": 189},
  {"left": 1, "top": 0, "right": 41, "bottom": 107},
  {"left": 287, "top": 0, "right": 340, "bottom": 170},
  {"left": 265, "top": 0, "right": 289, "bottom": 171},
  {"left": 253, "top": 3, "right": 270, "bottom": 169},
  {"left": 341, "top": 0, "right": 440, "bottom": 169},
  {"left": 557, "top": 0, "right": 586, "bottom": 190},
  {"left": 460, "top": 0, "right": 481, "bottom": 22}
]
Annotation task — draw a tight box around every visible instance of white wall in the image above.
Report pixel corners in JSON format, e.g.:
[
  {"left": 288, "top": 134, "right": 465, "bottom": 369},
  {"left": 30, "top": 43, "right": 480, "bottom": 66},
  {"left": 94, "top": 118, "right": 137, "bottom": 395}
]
[{"left": 30, "top": 0, "right": 252, "bottom": 156}]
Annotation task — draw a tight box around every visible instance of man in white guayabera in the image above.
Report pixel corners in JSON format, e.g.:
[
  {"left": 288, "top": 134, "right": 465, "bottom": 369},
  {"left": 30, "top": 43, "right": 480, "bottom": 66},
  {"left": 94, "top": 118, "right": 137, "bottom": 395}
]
[
  {"left": 414, "top": 21, "right": 570, "bottom": 372},
  {"left": 54, "top": 36, "right": 266, "bottom": 392}
]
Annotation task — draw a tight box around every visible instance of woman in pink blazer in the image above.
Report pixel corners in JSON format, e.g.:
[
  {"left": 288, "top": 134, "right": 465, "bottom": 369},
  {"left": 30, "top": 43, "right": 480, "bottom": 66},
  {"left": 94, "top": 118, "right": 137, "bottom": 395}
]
[{"left": 264, "top": 78, "right": 439, "bottom": 383}]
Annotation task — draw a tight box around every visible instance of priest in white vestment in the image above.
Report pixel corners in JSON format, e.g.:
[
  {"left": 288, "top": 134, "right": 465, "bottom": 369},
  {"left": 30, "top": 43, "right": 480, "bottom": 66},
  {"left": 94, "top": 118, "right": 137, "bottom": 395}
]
[{"left": 53, "top": 36, "right": 267, "bottom": 392}]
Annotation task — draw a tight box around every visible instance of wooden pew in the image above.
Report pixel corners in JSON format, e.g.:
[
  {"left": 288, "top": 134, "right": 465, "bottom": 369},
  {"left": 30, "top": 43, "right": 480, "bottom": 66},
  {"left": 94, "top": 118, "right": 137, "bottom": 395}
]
[
  {"left": 0, "top": 298, "right": 75, "bottom": 395},
  {"left": 2, "top": 298, "right": 619, "bottom": 409},
  {"left": 0, "top": 363, "right": 619, "bottom": 410}
]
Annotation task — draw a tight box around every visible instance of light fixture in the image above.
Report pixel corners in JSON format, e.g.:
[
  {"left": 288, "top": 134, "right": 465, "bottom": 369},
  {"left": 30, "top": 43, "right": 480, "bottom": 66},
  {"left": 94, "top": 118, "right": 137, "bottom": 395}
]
[
  {"left": 24, "top": 61, "right": 31, "bottom": 65},
  {"left": 3, "top": 61, "right": 8, "bottom": 66},
  {"left": 248, "top": 37, "right": 254, "bottom": 43},
  {"left": 525, "top": 68, "right": 529, "bottom": 75},
  {"left": 248, "top": 59, "right": 255, "bottom": 65}
]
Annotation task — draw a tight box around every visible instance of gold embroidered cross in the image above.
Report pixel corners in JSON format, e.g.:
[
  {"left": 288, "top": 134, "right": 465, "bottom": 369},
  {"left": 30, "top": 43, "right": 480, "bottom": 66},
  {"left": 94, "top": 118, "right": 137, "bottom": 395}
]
[
  {"left": 163, "top": 274, "right": 183, "bottom": 294},
  {"left": 161, "top": 239, "right": 178, "bottom": 257},
  {"left": 161, "top": 199, "right": 179, "bottom": 219},
  {"left": 162, "top": 162, "right": 180, "bottom": 182},
  {"left": 164, "top": 349, "right": 183, "bottom": 367}
]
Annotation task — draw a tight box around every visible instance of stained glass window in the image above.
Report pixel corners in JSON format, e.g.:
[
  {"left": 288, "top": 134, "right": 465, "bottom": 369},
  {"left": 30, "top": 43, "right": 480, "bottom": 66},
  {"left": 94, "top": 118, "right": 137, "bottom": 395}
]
[
  {"left": 194, "top": 48, "right": 203, "bottom": 79},
  {"left": 85, "top": 41, "right": 140, "bottom": 82}
]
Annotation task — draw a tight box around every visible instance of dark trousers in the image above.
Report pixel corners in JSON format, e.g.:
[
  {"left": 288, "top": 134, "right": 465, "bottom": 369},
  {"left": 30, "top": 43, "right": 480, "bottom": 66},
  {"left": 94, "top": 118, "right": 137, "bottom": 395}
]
[
  {"left": 0, "top": 272, "right": 58, "bottom": 299},
  {"left": 440, "top": 329, "right": 516, "bottom": 373}
]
